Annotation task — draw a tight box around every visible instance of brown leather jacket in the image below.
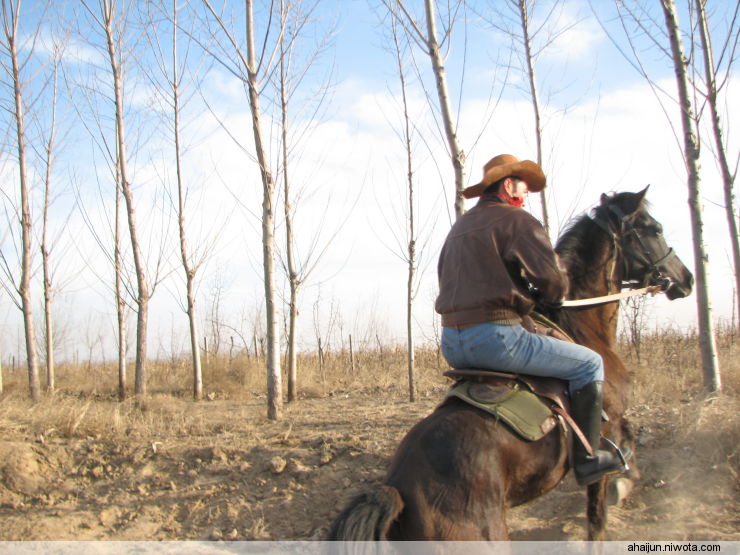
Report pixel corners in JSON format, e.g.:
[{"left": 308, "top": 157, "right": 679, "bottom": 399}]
[{"left": 435, "top": 193, "right": 568, "bottom": 327}]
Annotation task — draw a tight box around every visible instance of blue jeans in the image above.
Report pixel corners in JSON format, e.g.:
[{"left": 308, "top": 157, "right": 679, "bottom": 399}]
[{"left": 441, "top": 323, "right": 603, "bottom": 394}]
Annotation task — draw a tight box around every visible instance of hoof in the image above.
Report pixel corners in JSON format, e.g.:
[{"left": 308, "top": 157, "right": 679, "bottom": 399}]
[{"left": 607, "top": 477, "right": 634, "bottom": 506}]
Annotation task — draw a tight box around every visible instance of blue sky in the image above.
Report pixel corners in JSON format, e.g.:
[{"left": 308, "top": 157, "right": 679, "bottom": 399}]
[{"left": 0, "top": 0, "right": 738, "bottom": 363}]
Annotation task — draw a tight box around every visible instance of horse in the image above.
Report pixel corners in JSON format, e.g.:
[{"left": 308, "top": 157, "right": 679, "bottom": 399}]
[{"left": 328, "top": 188, "right": 694, "bottom": 541}]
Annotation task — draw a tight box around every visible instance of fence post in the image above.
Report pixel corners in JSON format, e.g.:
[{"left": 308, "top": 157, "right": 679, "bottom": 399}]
[
  {"left": 349, "top": 334, "right": 355, "bottom": 375},
  {"left": 203, "top": 336, "right": 209, "bottom": 370}
]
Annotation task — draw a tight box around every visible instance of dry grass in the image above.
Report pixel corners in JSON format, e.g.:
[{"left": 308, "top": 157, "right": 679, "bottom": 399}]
[
  {"left": 0, "top": 328, "right": 737, "bottom": 448},
  {"left": 621, "top": 324, "right": 740, "bottom": 404},
  {"left": 0, "top": 343, "right": 449, "bottom": 441}
]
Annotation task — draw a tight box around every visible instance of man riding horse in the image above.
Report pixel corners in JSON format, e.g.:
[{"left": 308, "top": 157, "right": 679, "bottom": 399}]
[{"left": 435, "top": 153, "right": 629, "bottom": 487}]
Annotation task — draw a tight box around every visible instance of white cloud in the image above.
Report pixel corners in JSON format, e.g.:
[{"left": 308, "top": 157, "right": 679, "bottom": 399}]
[{"left": 536, "top": 1, "right": 604, "bottom": 62}]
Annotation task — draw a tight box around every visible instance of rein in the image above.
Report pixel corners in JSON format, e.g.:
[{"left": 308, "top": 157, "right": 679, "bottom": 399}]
[{"left": 561, "top": 286, "right": 661, "bottom": 308}]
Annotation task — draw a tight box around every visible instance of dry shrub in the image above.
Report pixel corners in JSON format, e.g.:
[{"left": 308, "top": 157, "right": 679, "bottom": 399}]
[
  {"left": 619, "top": 325, "right": 739, "bottom": 491},
  {"left": 620, "top": 325, "right": 739, "bottom": 404}
]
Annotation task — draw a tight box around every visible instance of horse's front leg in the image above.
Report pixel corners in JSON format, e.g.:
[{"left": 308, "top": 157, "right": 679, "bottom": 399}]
[
  {"left": 587, "top": 477, "right": 608, "bottom": 540},
  {"left": 621, "top": 416, "right": 641, "bottom": 481},
  {"left": 604, "top": 417, "right": 639, "bottom": 506}
]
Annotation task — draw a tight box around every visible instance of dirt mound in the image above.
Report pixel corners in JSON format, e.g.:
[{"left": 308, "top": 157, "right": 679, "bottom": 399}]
[
  {"left": 0, "top": 442, "right": 48, "bottom": 495},
  {"left": 0, "top": 440, "right": 71, "bottom": 511}
]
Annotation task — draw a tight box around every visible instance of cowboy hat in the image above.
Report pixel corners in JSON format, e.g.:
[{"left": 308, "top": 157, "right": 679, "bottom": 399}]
[{"left": 462, "top": 154, "right": 546, "bottom": 198}]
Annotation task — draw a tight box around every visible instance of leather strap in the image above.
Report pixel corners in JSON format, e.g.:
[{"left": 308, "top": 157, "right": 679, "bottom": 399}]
[
  {"left": 561, "top": 286, "right": 657, "bottom": 308},
  {"left": 551, "top": 406, "right": 594, "bottom": 457}
]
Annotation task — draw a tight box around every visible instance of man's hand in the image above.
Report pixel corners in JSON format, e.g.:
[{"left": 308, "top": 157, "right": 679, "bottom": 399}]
[
  {"left": 545, "top": 328, "right": 569, "bottom": 341},
  {"left": 522, "top": 315, "right": 569, "bottom": 341},
  {"left": 521, "top": 315, "right": 537, "bottom": 333}
]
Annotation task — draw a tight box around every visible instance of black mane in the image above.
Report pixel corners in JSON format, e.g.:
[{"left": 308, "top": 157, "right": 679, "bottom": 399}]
[{"left": 555, "top": 191, "right": 649, "bottom": 285}]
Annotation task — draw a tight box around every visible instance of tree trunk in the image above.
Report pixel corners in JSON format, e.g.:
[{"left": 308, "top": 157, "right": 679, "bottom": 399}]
[
  {"left": 6, "top": 6, "right": 40, "bottom": 402},
  {"left": 392, "top": 17, "right": 418, "bottom": 402},
  {"left": 280, "top": 13, "right": 299, "bottom": 403},
  {"left": 246, "top": 0, "right": 282, "bottom": 420},
  {"left": 171, "top": 0, "right": 203, "bottom": 401},
  {"left": 115, "top": 162, "right": 127, "bottom": 401},
  {"left": 286, "top": 283, "right": 299, "bottom": 401},
  {"left": 695, "top": 0, "right": 740, "bottom": 329},
  {"left": 41, "top": 60, "right": 59, "bottom": 394},
  {"left": 423, "top": 0, "right": 465, "bottom": 219},
  {"left": 407, "top": 245, "right": 416, "bottom": 402},
  {"left": 42, "top": 180, "right": 55, "bottom": 395},
  {"left": 42, "top": 269, "right": 54, "bottom": 392},
  {"left": 103, "top": 3, "right": 150, "bottom": 396},
  {"left": 661, "top": 0, "right": 721, "bottom": 392},
  {"left": 517, "top": 0, "right": 550, "bottom": 235}
]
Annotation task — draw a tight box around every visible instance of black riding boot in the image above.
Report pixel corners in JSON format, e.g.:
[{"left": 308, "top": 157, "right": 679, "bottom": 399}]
[{"left": 571, "top": 381, "right": 628, "bottom": 486}]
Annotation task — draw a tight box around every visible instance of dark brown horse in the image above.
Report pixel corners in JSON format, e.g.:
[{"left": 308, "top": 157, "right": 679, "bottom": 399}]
[{"left": 328, "top": 188, "right": 693, "bottom": 540}]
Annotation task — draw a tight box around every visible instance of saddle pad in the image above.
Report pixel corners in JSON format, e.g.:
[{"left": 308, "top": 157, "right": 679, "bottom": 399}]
[{"left": 446, "top": 380, "right": 558, "bottom": 441}]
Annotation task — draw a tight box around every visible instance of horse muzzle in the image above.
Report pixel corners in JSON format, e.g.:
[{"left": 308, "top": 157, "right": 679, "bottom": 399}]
[{"left": 665, "top": 271, "right": 693, "bottom": 300}]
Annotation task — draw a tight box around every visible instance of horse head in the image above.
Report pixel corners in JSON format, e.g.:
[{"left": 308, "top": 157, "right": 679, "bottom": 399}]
[{"left": 595, "top": 187, "right": 693, "bottom": 300}]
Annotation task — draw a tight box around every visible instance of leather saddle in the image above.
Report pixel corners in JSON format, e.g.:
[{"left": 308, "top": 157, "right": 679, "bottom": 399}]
[{"left": 444, "top": 368, "right": 570, "bottom": 412}]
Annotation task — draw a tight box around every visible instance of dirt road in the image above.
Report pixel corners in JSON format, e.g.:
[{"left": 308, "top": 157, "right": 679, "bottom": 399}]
[{"left": 0, "top": 388, "right": 737, "bottom": 541}]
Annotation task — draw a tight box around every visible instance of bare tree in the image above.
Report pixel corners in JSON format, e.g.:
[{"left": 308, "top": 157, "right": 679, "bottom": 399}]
[
  {"left": 382, "top": 15, "right": 424, "bottom": 401},
  {"left": 312, "top": 286, "right": 340, "bottom": 383},
  {"left": 395, "top": 20, "right": 419, "bottom": 402},
  {"left": 601, "top": 0, "right": 724, "bottom": 392},
  {"left": 694, "top": 0, "right": 740, "bottom": 331},
  {"left": 205, "top": 270, "right": 228, "bottom": 358},
  {"left": 64, "top": 14, "right": 134, "bottom": 400},
  {"left": 1, "top": 0, "right": 40, "bottom": 402},
  {"left": 384, "top": 0, "right": 467, "bottom": 219},
  {"left": 39, "top": 45, "right": 62, "bottom": 393},
  {"left": 280, "top": 24, "right": 300, "bottom": 399},
  {"left": 79, "top": 0, "right": 153, "bottom": 396},
  {"left": 272, "top": 0, "right": 336, "bottom": 402},
  {"left": 143, "top": 0, "right": 208, "bottom": 400},
  {"left": 200, "top": 0, "right": 284, "bottom": 419},
  {"left": 660, "top": 0, "right": 721, "bottom": 392},
  {"left": 621, "top": 295, "right": 649, "bottom": 362}
]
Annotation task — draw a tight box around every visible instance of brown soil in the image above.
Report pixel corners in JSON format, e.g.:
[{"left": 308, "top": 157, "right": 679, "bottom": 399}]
[{"left": 0, "top": 385, "right": 737, "bottom": 541}]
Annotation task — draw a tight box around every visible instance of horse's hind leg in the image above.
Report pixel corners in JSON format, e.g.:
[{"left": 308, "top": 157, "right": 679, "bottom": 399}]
[
  {"left": 488, "top": 511, "right": 509, "bottom": 540},
  {"left": 587, "top": 477, "right": 609, "bottom": 540}
]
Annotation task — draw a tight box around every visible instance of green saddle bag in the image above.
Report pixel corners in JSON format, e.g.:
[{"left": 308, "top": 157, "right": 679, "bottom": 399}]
[{"left": 446, "top": 379, "right": 558, "bottom": 441}]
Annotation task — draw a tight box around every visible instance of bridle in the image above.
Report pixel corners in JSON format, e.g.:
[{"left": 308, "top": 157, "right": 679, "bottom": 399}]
[{"left": 590, "top": 203, "right": 677, "bottom": 292}]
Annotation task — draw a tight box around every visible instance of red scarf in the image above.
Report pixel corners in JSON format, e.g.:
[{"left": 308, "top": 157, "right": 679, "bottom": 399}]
[{"left": 495, "top": 192, "right": 525, "bottom": 208}]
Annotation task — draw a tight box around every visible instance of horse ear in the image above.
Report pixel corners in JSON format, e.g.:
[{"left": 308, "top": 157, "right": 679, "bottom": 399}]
[
  {"left": 620, "top": 186, "right": 649, "bottom": 215},
  {"left": 600, "top": 193, "right": 609, "bottom": 205}
]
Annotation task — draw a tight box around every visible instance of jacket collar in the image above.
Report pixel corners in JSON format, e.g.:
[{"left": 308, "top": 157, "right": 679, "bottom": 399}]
[{"left": 478, "top": 192, "right": 508, "bottom": 206}]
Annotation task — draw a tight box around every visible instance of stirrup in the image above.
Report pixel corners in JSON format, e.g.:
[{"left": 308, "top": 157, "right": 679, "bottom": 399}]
[{"left": 601, "top": 437, "right": 631, "bottom": 472}]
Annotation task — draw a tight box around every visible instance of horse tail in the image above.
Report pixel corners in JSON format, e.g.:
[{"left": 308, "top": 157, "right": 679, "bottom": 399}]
[{"left": 327, "top": 485, "right": 404, "bottom": 540}]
